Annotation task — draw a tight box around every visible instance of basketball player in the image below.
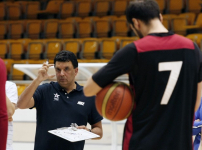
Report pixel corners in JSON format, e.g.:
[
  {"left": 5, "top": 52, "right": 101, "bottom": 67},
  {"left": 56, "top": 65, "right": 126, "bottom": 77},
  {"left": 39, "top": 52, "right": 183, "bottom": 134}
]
[
  {"left": 83, "top": 0, "right": 202, "bottom": 150},
  {"left": 0, "top": 58, "right": 8, "bottom": 150},
  {"left": 6, "top": 81, "right": 18, "bottom": 150}
]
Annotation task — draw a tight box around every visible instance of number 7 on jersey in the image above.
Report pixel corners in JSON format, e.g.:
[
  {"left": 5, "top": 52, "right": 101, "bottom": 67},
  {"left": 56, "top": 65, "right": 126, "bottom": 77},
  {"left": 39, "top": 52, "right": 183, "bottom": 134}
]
[{"left": 158, "top": 61, "right": 183, "bottom": 105}]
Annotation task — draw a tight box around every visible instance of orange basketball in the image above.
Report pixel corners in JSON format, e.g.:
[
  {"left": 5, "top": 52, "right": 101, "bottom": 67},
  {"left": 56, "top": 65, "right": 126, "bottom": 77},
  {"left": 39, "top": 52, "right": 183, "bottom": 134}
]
[{"left": 95, "top": 82, "right": 134, "bottom": 121}]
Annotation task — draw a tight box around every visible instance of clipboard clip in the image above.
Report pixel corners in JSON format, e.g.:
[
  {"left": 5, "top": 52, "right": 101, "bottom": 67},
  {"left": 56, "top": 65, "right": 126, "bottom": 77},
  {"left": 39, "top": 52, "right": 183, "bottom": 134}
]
[{"left": 70, "top": 123, "right": 78, "bottom": 131}]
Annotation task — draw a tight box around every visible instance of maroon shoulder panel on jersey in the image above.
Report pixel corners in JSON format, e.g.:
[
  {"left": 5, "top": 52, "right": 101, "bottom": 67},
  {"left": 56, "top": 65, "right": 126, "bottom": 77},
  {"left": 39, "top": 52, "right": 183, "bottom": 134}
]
[{"left": 134, "top": 34, "right": 195, "bottom": 53}]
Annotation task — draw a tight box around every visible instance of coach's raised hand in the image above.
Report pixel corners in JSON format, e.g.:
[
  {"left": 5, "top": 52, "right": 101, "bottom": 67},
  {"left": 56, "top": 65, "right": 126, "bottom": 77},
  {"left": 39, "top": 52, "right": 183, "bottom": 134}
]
[
  {"left": 17, "top": 63, "right": 55, "bottom": 109},
  {"left": 37, "top": 63, "right": 55, "bottom": 82}
]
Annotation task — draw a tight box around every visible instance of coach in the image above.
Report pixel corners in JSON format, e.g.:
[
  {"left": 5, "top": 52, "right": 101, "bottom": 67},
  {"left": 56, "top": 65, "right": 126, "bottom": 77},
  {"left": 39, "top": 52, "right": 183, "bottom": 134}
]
[{"left": 17, "top": 50, "right": 103, "bottom": 150}]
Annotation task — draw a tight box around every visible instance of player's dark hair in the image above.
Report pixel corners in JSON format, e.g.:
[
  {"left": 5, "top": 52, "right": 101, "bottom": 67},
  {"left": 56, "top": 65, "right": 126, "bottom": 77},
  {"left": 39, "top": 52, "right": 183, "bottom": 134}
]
[
  {"left": 126, "top": 0, "right": 160, "bottom": 25},
  {"left": 54, "top": 50, "right": 78, "bottom": 68}
]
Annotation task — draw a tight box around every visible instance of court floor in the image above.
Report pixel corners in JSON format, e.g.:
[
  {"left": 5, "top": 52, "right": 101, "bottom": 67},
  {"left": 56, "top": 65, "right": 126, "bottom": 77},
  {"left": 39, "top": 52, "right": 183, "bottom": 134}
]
[
  {"left": 13, "top": 143, "right": 122, "bottom": 150},
  {"left": 12, "top": 109, "right": 125, "bottom": 150}
]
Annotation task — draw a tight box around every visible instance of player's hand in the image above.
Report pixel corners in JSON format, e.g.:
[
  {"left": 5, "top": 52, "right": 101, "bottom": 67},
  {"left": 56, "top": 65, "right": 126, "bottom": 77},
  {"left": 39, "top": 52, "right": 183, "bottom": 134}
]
[
  {"left": 77, "top": 125, "right": 91, "bottom": 132},
  {"left": 8, "top": 117, "right": 13, "bottom": 122},
  {"left": 195, "top": 119, "right": 200, "bottom": 122},
  {"left": 37, "top": 63, "right": 55, "bottom": 82}
]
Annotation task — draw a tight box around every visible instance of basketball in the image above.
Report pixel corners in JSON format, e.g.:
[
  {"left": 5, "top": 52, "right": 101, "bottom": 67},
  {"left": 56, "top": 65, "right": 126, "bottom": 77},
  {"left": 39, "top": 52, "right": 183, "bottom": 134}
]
[{"left": 95, "top": 82, "right": 134, "bottom": 121}]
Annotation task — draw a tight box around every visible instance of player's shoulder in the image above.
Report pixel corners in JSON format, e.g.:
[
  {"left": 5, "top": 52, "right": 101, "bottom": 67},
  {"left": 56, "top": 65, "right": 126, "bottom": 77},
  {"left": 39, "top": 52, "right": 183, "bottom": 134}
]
[
  {"left": 136, "top": 33, "right": 193, "bottom": 44},
  {"left": 118, "top": 42, "right": 137, "bottom": 53},
  {"left": 134, "top": 33, "right": 195, "bottom": 51},
  {"left": 172, "top": 34, "right": 195, "bottom": 47},
  {"left": 113, "top": 42, "right": 137, "bottom": 59}
]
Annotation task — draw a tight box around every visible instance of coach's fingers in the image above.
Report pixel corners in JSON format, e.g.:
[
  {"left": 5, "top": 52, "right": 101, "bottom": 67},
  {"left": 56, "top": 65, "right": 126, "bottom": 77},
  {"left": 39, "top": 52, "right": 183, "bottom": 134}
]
[
  {"left": 38, "top": 68, "right": 46, "bottom": 74},
  {"left": 42, "top": 66, "right": 48, "bottom": 72},
  {"left": 42, "top": 63, "right": 53, "bottom": 68},
  {"left": 47, "top": 64, "right": 54, "bottom": 68},
  {"left": 41, "top": 64, "right": 53, "bottom": 72},
  {"left": 77, "top": 125, "right": 90, "bottom": 131},
  {"left": 8, "top": 117, "right": 13, "bottom": 122},
  {"left": 77, "top": 125, "right": 86, "bottom": 129}
]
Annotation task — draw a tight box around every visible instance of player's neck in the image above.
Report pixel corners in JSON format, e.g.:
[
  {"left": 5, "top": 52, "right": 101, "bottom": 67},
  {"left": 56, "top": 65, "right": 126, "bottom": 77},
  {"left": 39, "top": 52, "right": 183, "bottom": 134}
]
[{"left": 146, "top": 19, "right": 168, "bottom": 35}]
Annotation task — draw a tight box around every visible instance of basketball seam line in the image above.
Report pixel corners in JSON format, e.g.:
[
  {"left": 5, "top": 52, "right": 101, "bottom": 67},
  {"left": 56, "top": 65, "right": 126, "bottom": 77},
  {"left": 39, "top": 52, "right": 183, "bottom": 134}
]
[
  {"left": 102, "top": 82, "right": 120, "bottom": 118},
  {"left": 111, "top": 84, "right": 126, "bottom": 121}
]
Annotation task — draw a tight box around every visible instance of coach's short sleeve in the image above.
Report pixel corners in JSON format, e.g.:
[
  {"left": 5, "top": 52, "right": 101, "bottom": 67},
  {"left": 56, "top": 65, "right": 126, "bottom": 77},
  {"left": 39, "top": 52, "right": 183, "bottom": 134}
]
[
  {"left": 32, "top": 85, "right": 45, "bottom": 109},
  {"left": 88, "top": 96, "right": 103, "bottom": 125},
  {"left": 92, "top": 43, "right": 137, "bottom": 88}
]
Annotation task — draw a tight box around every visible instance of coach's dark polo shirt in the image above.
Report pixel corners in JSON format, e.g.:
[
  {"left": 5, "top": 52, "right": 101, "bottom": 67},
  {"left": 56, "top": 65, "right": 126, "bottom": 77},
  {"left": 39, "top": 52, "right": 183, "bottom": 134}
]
[{"left": 31, "top": 82, "right": 103, "bottom": 150}]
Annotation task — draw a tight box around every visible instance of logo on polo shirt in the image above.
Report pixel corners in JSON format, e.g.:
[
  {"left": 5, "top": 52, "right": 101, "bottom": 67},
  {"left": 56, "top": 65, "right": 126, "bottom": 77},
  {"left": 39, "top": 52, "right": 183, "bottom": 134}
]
[
  {"left": 54, "top": 93, "right": 60, "bottom": 101},
  {"left": 77, "top": 101, "right": 85, "bottom": 106}
]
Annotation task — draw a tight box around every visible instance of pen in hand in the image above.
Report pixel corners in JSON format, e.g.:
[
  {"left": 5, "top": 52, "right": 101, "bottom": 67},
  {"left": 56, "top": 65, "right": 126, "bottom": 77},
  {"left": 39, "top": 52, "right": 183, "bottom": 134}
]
[{"left": 44, "top": 59, "right": 55, "bottom": 79}]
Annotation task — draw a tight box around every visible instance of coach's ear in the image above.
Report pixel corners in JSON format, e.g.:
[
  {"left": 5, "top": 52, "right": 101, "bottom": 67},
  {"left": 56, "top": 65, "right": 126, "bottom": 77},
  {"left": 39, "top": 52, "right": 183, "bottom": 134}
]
[
  {"left": 74, "top": 67, "right": 78, "bottom": 76},
  {"left": 159, "top": 13, "right": 163, "bottom": 23}
]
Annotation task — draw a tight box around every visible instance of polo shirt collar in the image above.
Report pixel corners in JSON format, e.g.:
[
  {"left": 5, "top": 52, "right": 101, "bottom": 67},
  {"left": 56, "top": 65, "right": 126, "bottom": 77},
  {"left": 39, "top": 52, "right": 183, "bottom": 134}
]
[
  {"left": 53, "top": 81, "right": 83, "bottom": 92},
  {"left": 75, "top": 82, "right": 83, "bottom": 91}
]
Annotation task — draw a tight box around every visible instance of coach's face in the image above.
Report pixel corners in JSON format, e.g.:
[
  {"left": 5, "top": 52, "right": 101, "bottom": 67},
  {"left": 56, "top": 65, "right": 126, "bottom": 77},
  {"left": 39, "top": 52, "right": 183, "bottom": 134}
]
[{"left": 55, "top": 61, "right": 78, "bottom": 87}]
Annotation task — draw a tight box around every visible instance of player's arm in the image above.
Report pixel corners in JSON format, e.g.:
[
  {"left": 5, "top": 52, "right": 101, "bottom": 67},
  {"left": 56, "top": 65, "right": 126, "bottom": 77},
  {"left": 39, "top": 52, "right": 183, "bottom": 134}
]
[
  {"left": 84, "top": 43, "right": 137, "bottom": 97},
  {"left": 17, "top": 63, "right": 55, "bottom": 109},
  {"left": 6, "top": 82, "right": 18, "bottom": 121},
  {"left": 84, "top": 77, "right": 102, "bottom": 97},
  {"left": 6, "top": 95, "right": 15, "bottom": 118}
]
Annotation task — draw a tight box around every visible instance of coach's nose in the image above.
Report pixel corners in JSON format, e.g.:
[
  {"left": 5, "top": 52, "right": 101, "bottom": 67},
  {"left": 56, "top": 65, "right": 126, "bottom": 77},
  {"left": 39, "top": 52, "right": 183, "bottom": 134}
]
[{"left": 60, "top": 70, "right": 65, "bottom": 76}]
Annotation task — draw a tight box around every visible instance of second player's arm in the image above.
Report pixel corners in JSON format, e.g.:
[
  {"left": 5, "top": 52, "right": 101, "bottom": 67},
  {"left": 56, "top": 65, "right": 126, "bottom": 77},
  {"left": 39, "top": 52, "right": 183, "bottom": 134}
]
[
  {"left": 84, "top": 44, "right": 135, "bottom": 97},
  {"left": 84, "top": 77, "right": 102, "bottom": 97},
  {"left": 6, "top": 95, "right": 15, "bottom": 118}
]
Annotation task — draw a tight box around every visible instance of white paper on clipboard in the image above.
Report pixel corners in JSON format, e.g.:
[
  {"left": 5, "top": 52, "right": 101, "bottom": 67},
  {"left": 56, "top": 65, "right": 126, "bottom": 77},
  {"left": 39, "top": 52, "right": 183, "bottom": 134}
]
[{"left": 48, "top": 127, "right": 100, "bottom": 142}]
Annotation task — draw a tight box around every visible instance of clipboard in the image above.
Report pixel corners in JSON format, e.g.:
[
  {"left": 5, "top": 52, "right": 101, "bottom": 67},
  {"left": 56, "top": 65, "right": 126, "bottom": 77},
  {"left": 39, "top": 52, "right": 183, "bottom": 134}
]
[{"left": 48, "top": 127, "right": 100, "bottom": 142}]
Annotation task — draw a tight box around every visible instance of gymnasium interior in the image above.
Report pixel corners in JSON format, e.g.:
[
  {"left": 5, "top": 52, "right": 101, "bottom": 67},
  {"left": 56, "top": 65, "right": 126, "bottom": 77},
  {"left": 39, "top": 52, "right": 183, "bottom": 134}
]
[{"left": 1, "top": 0, "right": 201, "bottom": 149}]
